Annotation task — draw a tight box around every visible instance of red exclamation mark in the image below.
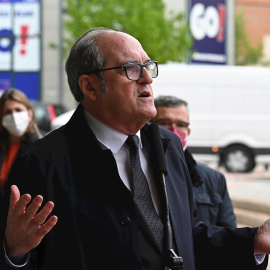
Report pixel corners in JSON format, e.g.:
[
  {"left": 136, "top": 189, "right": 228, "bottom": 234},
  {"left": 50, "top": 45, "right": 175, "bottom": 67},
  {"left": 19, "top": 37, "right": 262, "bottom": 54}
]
[
  {"left": 217, "top": 4, "right": 226, "bottom": 42},
  {"left": 20, "top": 25, "right": 28, "bottom": 55}
]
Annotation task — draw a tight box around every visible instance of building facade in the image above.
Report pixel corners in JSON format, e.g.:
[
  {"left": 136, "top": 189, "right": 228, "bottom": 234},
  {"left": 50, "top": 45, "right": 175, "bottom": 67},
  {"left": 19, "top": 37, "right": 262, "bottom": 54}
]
[{"left": 235, "top": 0, "right": 270, "bottom": 63}]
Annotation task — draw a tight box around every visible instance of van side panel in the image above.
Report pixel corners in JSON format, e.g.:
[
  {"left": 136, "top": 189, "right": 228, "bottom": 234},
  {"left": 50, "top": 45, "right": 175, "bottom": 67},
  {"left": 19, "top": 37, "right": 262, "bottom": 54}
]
[{"left": 152, "top": 64, "right": 270, "bottom": 172}]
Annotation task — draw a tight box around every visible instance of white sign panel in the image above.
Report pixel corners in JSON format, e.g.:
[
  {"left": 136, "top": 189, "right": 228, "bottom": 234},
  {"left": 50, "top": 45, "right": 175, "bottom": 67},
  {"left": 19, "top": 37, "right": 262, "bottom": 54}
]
[
  {"left": 13, "top": 2, "right": 40, "bottom": 35},
  {"left": 0, "top": 0, "right": 40, "bottom": 71},
  {"left": 13, "top": 37, "right": 40, "bottom": 71}
]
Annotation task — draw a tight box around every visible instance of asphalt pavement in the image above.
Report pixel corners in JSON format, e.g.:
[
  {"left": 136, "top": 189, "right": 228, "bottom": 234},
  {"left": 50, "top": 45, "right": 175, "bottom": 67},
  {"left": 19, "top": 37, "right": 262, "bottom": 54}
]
[{"left": 209, "top": 164, "right": 270, "bottom": 202}]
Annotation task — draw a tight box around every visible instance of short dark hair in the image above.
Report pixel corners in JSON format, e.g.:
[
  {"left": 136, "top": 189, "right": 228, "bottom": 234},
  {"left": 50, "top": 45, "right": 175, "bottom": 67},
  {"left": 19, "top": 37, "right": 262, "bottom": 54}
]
[
  {"left": 154, "top": 95, "right": 188, "bottom": 109},
  {"left": 65, "top": 27, "right": 117, "bottom": 102}
]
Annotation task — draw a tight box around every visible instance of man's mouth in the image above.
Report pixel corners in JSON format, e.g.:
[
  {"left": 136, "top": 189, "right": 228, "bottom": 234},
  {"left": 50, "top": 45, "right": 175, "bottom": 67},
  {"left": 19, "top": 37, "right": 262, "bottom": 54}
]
[{"left": 138, "top": 91, "right": 150, "bottom": 97}]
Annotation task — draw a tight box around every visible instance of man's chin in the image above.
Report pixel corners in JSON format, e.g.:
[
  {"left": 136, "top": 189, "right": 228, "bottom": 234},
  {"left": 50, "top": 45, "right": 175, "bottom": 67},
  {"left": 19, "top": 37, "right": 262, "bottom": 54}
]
[{"left": 144, "top": 110, "right": 157, "bottom": 123}]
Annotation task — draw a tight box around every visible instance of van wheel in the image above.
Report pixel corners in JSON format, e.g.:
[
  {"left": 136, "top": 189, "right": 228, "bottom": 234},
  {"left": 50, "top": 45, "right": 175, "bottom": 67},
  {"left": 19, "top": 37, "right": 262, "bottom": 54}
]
[{"left": 222, "top": 145, "right": 255, "bottom": 173}]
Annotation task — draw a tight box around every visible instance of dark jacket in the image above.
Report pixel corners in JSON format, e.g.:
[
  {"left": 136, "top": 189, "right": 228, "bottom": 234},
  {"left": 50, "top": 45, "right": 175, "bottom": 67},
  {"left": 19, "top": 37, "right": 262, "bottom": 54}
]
[
  {"left": 184, "top": 149, "right": 237, "bottom": 227},
  {"left": 1, "top": 104, "right": 268, "bottom": 270},
  {"left": 0, "top": 131, "right": 41, "bottom": 198}
]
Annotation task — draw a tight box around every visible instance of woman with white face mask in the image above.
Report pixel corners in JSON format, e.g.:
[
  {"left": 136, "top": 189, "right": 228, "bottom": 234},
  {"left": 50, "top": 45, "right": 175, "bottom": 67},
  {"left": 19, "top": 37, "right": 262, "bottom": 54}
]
[{"left": 0, "top": 88, "right": 43, "bottom": 197}]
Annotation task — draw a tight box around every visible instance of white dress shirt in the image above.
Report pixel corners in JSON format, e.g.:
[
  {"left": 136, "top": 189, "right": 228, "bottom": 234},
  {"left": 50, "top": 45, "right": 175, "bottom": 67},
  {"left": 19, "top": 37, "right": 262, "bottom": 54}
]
[{"left": 84, "top": 110, "right": 162, "bottom": 217}]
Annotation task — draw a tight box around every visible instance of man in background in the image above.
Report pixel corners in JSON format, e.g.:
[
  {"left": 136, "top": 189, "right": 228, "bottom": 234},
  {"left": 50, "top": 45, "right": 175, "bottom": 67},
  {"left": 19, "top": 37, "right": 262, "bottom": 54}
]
[{"left": 152, "top": 95, "right": 236, "bottom": 227}]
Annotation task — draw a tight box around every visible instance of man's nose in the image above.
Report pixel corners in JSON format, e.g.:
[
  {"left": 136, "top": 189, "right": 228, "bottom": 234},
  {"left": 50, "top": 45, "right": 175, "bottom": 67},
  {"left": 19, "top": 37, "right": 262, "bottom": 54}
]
[{"left": 139, "top": 67, "right": 153, "bottom": 83}]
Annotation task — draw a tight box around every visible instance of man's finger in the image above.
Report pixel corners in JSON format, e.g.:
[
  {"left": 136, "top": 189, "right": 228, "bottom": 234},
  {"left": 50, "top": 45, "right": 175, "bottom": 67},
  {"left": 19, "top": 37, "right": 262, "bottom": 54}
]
[
  {"left": 24, "top": 195, "right": 43, "bottom": 219},
  {"left": 11, "top": 193, "right": 32, "bottom": 216},
  {"left": 38, "top": 215, "right": 58, "bottom": 236},
  {"left": 9, "top": 185, "right": 32, "bottom": 215},
  {"left": 9, "top": 185, "right": 21, "bottom": 211},
  {"left": 31, "top": 201, "right": 55, "bottom": 227}
]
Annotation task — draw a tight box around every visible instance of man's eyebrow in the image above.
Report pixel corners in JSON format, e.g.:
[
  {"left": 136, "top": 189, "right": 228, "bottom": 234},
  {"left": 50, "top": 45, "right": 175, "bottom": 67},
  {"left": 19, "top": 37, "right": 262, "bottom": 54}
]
[
  {"left": 125, "top": 59, "right": 152, "bottom": 64},
  {"left": 125, "top": 60, "right": 138, "bottom": 64}
]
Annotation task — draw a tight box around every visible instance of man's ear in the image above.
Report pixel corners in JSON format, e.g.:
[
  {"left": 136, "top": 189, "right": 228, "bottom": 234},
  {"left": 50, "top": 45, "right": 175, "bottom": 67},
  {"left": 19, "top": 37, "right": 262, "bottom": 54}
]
[{"left": 78, "top": 75, "right": 97, "bottom": 100}]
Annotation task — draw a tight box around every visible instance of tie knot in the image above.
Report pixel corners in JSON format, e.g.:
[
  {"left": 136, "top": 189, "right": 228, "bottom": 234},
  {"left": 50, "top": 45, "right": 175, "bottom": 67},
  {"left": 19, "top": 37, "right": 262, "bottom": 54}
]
[{"left": 125, "top": 135, "right": 140, "bottom": 151}]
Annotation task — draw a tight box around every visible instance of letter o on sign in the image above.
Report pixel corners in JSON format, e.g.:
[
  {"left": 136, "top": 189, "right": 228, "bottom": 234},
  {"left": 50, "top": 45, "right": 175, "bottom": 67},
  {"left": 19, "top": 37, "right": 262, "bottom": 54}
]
[
  {"left": 0, "top": 29, "right": 15, "bottom": 52},
  {"left": 190, "top": 3, "right": 220, "bottom": 40}
]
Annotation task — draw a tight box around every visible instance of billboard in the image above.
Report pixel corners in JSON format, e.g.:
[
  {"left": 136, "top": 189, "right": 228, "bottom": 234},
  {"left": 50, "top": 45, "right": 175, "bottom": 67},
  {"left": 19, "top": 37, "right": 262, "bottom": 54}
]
[
  {"left": 0, "top": 0, "right": 41, "bottom": 99},
  {"left": 188, "top": 0, "right": 227, "bottom": 65}
]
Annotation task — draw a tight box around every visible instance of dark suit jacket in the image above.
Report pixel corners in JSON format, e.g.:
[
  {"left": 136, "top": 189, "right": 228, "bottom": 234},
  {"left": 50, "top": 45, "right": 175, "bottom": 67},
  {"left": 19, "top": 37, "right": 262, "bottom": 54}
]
[
  {"left": 1, "top": 104, "right": 268, "bottom": 270},
  {"left": 184, "top": 149, "right": 237, "bottom": 227}
]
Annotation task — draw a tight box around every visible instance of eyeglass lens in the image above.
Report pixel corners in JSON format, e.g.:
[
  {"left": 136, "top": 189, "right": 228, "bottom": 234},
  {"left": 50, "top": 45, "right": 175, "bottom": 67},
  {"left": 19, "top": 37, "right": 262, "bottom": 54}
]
[{"left": 125, "top": 61, "right": 158, "bottom": 80}]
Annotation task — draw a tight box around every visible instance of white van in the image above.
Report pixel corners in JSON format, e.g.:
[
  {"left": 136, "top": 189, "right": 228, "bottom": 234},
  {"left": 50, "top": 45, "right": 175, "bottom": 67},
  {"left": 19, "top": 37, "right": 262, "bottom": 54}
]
[{"left": 152, "top": 63, "right": 270, "bottom": 173}]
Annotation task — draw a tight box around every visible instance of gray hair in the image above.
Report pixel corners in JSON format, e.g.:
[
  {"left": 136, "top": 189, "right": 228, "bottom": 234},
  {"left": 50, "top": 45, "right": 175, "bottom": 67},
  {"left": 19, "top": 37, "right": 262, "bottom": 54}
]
[
  {"left": 154, "top": 95, "right": 189, "bottom": 110},
  {"left": 65, "top": 27, "right": 117, "bottom": 102}
]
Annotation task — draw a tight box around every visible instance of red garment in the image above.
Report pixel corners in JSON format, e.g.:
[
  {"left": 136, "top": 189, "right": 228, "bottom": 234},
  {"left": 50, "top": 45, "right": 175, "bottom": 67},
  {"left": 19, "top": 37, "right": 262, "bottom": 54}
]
[{"left": 0, "top": 143, "right": 20, "bottom": 189}]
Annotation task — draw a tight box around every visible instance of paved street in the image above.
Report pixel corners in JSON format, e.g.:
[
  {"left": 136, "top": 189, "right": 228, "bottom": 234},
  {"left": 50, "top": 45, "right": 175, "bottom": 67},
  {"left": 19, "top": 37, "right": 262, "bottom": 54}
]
[{"left": 208, "top": 164, "right": 270, "bottom": 201}]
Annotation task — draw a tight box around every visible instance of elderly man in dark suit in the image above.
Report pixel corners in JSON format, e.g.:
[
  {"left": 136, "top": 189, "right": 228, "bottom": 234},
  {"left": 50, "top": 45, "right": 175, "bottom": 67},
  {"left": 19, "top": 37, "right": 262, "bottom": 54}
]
[{"left": 1, "top": 27, "right": 270, "bottom": 270}]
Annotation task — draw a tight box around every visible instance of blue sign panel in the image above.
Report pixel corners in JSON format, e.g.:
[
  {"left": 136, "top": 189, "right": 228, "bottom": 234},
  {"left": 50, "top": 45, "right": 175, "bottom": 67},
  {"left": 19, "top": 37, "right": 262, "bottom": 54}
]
[
  {"left": 0, "top": 72, "right": 40, "bottom": 99},
  {"left": 0, "top": 72, "right": 11, "bottom": 91},
  {"left": 15, "top": 72, "right": 40, "bottom": 99},
  {"left": 189, "top": 0, "right": 227, "bottom": 65}
]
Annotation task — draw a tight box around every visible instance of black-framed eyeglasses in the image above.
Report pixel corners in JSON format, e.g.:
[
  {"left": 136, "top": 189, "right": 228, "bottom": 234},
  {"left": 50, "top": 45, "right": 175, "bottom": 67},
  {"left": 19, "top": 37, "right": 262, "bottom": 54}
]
[{"left": 88, "top": 60, "right": 158, "bottom": 81}]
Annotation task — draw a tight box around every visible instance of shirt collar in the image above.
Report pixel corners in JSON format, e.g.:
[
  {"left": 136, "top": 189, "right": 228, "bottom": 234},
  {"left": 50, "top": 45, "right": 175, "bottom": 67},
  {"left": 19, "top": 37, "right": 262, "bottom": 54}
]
[{"left": 84, "top": 110, "right": 141, "bottom": 153}]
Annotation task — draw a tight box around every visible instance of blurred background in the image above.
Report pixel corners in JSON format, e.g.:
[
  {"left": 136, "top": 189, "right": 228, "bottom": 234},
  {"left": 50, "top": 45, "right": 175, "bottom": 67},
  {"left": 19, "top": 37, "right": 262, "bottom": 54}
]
[{"left": 0, "top": 0, "right": 270, "bottom": 173}]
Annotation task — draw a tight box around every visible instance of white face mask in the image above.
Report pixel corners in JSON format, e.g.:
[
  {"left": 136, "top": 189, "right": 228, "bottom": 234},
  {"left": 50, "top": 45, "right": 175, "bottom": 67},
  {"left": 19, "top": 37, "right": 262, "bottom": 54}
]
[{"left": 2, "top": 111, "right": 30, "bottom": 137}]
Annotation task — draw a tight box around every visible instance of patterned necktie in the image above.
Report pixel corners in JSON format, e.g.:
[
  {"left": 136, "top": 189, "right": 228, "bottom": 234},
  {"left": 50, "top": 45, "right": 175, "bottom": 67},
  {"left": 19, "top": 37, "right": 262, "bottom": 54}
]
[{"left": 126, "top": 135, "right": 164, "bottom": 250}]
